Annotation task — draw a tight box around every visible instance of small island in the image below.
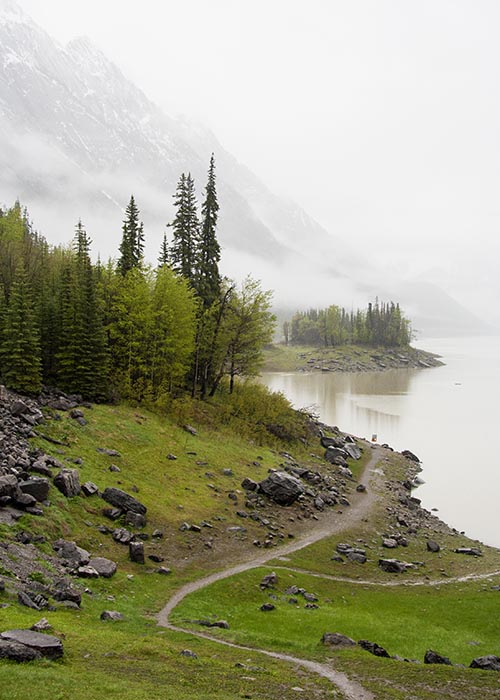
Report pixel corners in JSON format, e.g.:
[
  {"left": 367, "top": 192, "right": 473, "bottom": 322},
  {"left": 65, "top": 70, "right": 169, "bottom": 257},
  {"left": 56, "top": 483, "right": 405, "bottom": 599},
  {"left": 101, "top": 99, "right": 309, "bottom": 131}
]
[{"left": 264, "top": 301, "right": 443, "bottom": 373}]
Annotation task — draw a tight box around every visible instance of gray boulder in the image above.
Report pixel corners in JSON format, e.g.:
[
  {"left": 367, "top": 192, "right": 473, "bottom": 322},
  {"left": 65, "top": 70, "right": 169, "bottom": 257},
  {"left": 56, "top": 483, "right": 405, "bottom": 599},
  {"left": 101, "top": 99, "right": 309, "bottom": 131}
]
[
  {"left": 18, "top": 478, "right": 50, "bottom": 502},
  {"left": 0, "top": 638, "right": 42, "bottom": 662},
  {"left": 358, "top": 640, "right": 391, "bottom": 658},
  {"left": 53, "top": 539, "right": 90, "bottom": 567},
  {"left": 53, "top": 468, "right": 81, "bottom": 497},
  {"left": 344, "top": 443, "right": 361, "bottom": 460},
  {"left": 424, "top": 649, "right": 452, "bottom": 665},
  {"left": 0, "top": 474, "right": 18, "bottom": 498},
  {"left": 322, "top": 632, "right": 356, "bottom": 647},
  {"left": 102, "top": 487, "right": 147, "bottom": 515},
  {"left": 427, "top": 540, "right": 440, "bottom": 553},
  {"left": 1, "top": 630, "right": 63, "bottom": 659},
  {"left": 378, "top": 558, "right": 408, "bottom": 573},
  {"left": 81, "top": 481, "right": 99, "bottom": 497},
  {"left": 88, "top": 557, "right": 117, "bottom": 578},
  {"left": 258, "top": 471, "right": 304, "bottom": 506},
  {"left": 470, "top": 655, "right": 500, "bottom": 671},
  {"left": 100, "top": 610, "right": 124, "bottom": 621},
  {"left": 129, "top": 541, "right": 145, "bottom": 564}
]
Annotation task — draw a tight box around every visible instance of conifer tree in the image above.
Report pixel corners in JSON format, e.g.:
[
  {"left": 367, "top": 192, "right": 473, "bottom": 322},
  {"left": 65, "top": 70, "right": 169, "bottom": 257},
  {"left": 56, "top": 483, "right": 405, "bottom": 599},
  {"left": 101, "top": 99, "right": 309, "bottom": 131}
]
[
  {"left": 117, "top": 196, "right": 144, "bottom": 275},
  {"left": 197, "top": 154, "right": 221, "bottom": 307},
  {"left": 0, "top": 262, "right": 42, "bottom": 393},
  {"left": 169, "top": 173, "right": 199, "bottom": 284},
  {"left": 56, "top": 222, "right": 109, "bottom": 398},
  {"left": 158, "top": 232, "right": 169, "bottom": 268}
]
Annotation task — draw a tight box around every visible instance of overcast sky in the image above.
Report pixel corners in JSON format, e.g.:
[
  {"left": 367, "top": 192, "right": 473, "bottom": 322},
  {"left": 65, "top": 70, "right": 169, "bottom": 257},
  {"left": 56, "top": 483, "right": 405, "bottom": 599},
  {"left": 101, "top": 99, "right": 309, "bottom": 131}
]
[{"left": 16, "top": 0, "right": 500, "bottom": 314}]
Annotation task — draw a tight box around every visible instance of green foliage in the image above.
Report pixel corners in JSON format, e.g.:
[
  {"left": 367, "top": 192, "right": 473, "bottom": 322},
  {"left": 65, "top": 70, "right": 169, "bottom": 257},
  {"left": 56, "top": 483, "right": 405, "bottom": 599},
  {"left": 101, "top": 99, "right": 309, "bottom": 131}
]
[
  {"left": 196, "top": 153, "right": 221, "bottom": 308},
  {"left": 209, "top": 380, "right": 310, "bottom": 444},
  {"left": 168, "top": 173, "right": 200, "bottom": 283},
  {"left": 117, "top": 195, "right": 144, "bottom": 276},
  {"left": 0, "top": 262, "right": 42, "bottom": 393},
  {"left": 289, "top": 299, "right": 412, "bottom": 348}
]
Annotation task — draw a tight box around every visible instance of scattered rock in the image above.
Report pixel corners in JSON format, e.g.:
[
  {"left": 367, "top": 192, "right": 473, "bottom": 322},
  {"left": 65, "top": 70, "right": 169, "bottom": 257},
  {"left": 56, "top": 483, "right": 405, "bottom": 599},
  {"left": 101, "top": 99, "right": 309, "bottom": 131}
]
[
  {"left": 0, "top": 638, "right": 42, "bottom": 662},
  {"left": 129, "top": 541, "right": 145, "bottom": 564},
  {"left": 100, "top": 610, "right": 124, "bottom": 621},
  {"left": 1, "top": 630, "right": 63, "bottom": 659},
  {"left": 53, "top": 469, "right": 81, "bottom": 497},
  {"left": 454, "top": 547, "right": 482, "bottom": 557},
  {"left": 88, "top": 557, "right": 117, "bottom": 578},
  {"left": 260, "top": 603, "right": 275, "bottom": 612},
  {"left": 260, "top": 571, "right": 278, "bottom": 589},
  {"left": 81, "top": 481, "right": 99, "bottom": 497},
  {"left": 102, "top": 487, "right": 147, "bottom": 515},
  {"left": 180, "top": 649, "right": 198, "bottom": 658},
  {"left": 424, "top": 649, "right": 452, "bottom": 665},
  {"left": 470, "top": 655, "right": 500, "bottom": 671},
  {"left": 322, "top": 633, "right": 356, "bottom": 647},
  {"left": 358, "top": 640, "right": 391, "bottom": 658},
  {"left": 378, "top": 558, "right": 408, "bottom": 573},
  {"left": 258, "top": 471, "right": 305, "bottom": 506},
  {"left": 427, "top": 540, "right": 440, "bottom": 553}
]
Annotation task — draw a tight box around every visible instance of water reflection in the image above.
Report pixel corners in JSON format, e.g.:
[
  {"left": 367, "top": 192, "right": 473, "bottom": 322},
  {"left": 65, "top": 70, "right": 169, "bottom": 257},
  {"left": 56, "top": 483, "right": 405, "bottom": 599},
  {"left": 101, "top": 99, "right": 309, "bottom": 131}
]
[
  {"left": 260, "top": 339, "right": 500, "bottom": 548},
  {"left": 260, "top": 368, "right": 421, "bottom": 440}
]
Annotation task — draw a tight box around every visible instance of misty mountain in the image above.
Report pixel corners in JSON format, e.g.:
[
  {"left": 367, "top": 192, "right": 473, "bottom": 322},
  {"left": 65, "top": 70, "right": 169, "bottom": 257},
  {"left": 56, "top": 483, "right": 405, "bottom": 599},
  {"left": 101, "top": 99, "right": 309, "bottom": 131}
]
[{"left": 0, "top": 0, "right": 490, "bottom": 335}]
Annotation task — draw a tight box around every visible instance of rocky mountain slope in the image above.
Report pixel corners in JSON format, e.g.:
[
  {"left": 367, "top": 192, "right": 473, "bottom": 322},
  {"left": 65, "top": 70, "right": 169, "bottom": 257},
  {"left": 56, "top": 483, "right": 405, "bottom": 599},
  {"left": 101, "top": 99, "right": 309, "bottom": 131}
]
[{"left": 0, "top": 0, "right": 491, "bottom": 333}]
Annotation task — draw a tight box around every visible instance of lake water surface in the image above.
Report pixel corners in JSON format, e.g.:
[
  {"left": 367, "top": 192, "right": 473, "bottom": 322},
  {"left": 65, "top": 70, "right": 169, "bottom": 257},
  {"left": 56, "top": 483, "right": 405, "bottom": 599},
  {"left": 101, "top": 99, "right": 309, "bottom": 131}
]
[{"left": 260, "top": 337, "right": 500, "bottom": 548}]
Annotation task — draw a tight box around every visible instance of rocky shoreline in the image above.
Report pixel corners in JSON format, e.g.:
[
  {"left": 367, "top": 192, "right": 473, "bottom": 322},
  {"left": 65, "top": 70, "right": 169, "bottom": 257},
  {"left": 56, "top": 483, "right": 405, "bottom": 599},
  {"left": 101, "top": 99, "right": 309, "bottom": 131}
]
[{"left": 294, "top": 346, "right": 443, "bottom": 373}]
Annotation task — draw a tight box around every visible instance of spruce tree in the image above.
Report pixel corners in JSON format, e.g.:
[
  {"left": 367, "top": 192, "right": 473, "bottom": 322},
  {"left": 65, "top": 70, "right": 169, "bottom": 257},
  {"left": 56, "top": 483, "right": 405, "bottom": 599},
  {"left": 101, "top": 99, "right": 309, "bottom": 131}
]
[
  {"left": 169, "top": 173, "right": 199, "bottom": 284},
  {"left": 117, "top": 196, "right": 144, "bottom": 275},
  {"left": 56, "top": 222, "right": 109, "bottom": 398},
  {"left": 197, "top": 154, "right": 221, "bottom": 307},
  {"left": 0, "top": 262, "right": 42, "bottom": 393},
  {"left": 158, "top": 232, "right": 169, "bottom": 267}
]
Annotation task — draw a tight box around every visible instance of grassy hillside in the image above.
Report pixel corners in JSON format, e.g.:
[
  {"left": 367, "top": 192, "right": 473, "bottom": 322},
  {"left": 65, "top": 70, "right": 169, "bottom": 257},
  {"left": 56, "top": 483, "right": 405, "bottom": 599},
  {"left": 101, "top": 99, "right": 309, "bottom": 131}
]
[{"left": 0, "top": 385, "right": 499, "bottom": 699}]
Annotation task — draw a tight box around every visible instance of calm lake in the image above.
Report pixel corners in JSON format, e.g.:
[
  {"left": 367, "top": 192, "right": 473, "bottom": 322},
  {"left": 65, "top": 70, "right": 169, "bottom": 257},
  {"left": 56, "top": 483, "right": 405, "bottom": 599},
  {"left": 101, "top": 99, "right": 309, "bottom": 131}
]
[{"left": 260, "top": 336, "right": 500, "bottom": 548}]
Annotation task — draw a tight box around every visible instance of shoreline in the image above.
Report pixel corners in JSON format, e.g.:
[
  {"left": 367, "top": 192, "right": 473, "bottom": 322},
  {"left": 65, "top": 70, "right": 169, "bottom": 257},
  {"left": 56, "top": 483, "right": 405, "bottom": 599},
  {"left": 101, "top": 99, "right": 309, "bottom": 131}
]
[{"left": 262, "top": 343, "right": 444, "bottom": 374}]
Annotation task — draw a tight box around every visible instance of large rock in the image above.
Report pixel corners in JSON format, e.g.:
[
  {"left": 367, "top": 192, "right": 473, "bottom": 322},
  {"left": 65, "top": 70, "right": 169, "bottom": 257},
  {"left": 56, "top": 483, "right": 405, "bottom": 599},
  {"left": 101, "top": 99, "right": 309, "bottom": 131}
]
[
  {"left": 53, "top": 469, "right": 81, "bottom": 497},
  {"left": 52, "top": 582, "right": 82, "bottom": 606},
  {"left": 102, "top": 487, "right": 147, "bottom": 515},
  {"left": 100, "top": 610, "right": 124, "bottom": 621},
  {"left": 0, "top": 638, "right": 42, "bottom": 662},
  {"left": 378, "top": 558, "right": 408, "bottom": 573},
  {"left": 321, "top": 632, "right": 356, "bottom": 647},
  {"left": 325, "top": 447, "right": 348, "bottom": 463},
  {"left": 1, "top": 630, "right": 63, "bottom": 659},
  {"left": 424, "top": 649, "right": 452, "bottom": 665},
  {"left": 53, "top": 539, "right": 90, "bottom": 567},
  {"left": 0, "top": 474, "right": 18, "bottom": 498},
  {"left": 129, "top": 541, "right": 145, "bottom": 564},
  {"left": 18, "top": 478, "right": 50, "bottom": 502},
  {"left": 88, "top": 557, "right": 117, "bottom": 578},
  {"left": 358, "top": 640, "right": 391, "bottom": 658},
  {"left": 470, "top": 655, "right": 500, "bottom": 671},
  {"left": 344, "top": 443, "right": 361, "bottom": 460},
  {"left": 258, "top": 471, "right": 304, "bottom": 506}
]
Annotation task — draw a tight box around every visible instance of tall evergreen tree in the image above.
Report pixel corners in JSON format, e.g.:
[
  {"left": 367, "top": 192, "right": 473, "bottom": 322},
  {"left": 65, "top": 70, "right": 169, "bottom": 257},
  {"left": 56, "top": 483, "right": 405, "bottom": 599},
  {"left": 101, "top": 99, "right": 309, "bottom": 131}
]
[
  {"left": 0, "top": 262, "right": 42, "bottom": 393},
  {"left": 117, "top": 196, "right": 144, "bottom": 275},
  {"left": 197, "top": 154, "right": 221, "bottom": 307},
  {"left": 169, "top": 173, "right": 199, "bottom": 283},
  {"left": 56, "top": 222, "right": 109, "bottom": 398},
  {"left": 158, "top": 232, "right": 169, "bottom": 268}
]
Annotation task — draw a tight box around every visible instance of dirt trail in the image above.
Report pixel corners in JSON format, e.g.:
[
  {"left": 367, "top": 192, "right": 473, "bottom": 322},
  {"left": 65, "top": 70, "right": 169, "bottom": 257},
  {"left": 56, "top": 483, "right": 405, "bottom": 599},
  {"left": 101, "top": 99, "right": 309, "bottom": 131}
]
[
  {"left": 157, "top": 447, "right": 384, "bottom": 700},
  {"left": 272, "top": 565, "right": 500, "bottom": 588}
]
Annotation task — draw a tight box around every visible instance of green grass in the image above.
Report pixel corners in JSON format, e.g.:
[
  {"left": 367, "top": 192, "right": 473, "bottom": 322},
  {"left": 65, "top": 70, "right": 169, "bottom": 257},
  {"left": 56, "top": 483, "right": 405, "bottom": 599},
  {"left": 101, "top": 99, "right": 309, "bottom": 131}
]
[
  {"left": 1, "top": 391, "right": 499, "bottom": 699},
  {"left": 171, "top": 567, "right": 500, "bottom": 665}
]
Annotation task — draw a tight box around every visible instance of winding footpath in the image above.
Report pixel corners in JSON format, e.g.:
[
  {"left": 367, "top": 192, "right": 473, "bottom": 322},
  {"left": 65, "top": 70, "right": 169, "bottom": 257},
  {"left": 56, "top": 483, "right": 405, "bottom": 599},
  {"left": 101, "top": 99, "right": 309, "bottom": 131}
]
[
  {"left": 158, "top": 447, "right": 384, "bottom": 700},
  {"left": 157, "top": 444, "right": 500, "bottom": 699}
]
